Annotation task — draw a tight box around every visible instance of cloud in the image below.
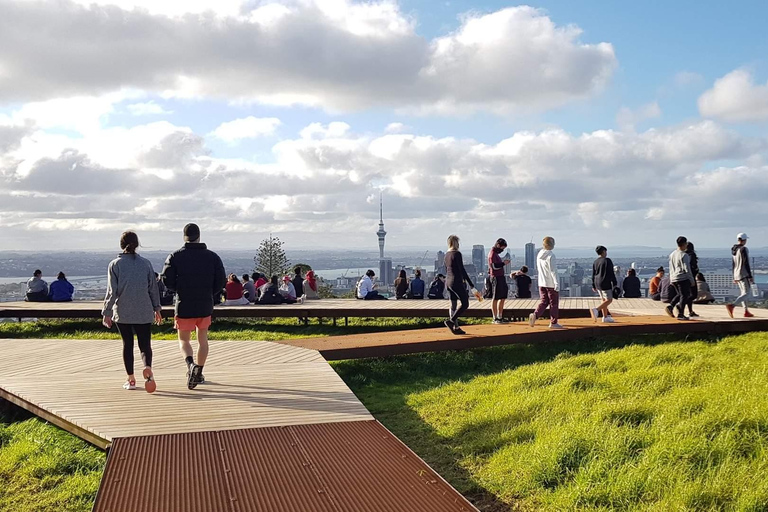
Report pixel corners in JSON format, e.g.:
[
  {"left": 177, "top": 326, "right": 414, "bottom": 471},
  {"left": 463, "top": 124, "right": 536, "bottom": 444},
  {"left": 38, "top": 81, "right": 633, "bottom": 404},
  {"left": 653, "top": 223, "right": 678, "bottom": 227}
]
[
  {"left": 673, "top": 71, "right": 704, "bottom": 88},
  {"left": 616, "top": 102, "right": 662, "bottom": 132},
  {"left": 0, "top": 1, "right": 616, "bottom": 115},
  {"left": 209, "top": 117, "right": 281, "bottom": 143},
  {"left": 126, "top": 101, "right": 172, "bottom": 116},
  {"left": 385, "top": 122, "right": 408, "bottom": 134},
  {"left": 698, "top": 69, "right": 768, "bottom": 122}
]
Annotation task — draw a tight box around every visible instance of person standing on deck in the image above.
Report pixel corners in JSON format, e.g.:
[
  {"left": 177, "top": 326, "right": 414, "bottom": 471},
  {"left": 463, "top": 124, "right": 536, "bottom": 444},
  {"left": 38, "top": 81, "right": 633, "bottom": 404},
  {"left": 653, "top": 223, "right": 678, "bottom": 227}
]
[
  {"left": 161, "top": 223, "right": 227, "bottom": 390},
  {"left": 444, "top": 235, "right": 475, "bottom": 335},
  {"left": 292, "top": 267, "right": 305, "bottom": 299},
  {"left": 666, "top": 236, "right": 693, "bottom": 321},
  {"left": 590, "top": 246, "right": 617, "bottom": 323},
  {"left": 488, "top": 238, "right": 511, "bottom": 324},
  {"left": 726, "top": 233, "right": 755, "bottom": 318},
  {"left": 529, "top": 237, "right": 564, "bottom": 329},
  {"left": 685, "top": 242, "right": 700, "bottom": 317},
  {"left": 102, "top": 231, "right": 162, "bottom": 393}
]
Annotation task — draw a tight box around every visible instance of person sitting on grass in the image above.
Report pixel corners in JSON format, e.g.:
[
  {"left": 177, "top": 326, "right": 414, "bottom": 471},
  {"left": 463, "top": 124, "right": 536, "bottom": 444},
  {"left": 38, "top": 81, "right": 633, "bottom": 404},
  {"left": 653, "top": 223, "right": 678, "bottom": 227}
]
[
  {"left": 357, "top": 270, "right": 387, "bottom": 300},
  {"left": 25, "top": 269, "right": 49, "bottom": 302},
  {"left": 394, "top": 269, "right": 409, "bottom": 299},
  {"left": 694, "top": 273, "right": 715, "bottom": 304},
  {"left": 622, "top": 268, "right": 642, "bottom": 298},
  {"left": 48, "top": 272, "right": 74, "bottom": 302},
  {"left": 223, "top": 274, "right": 250, "bottom": 306},
  {"left": 427, "top": 274, "right": 446, "bottom": 299},
  {"left": 408, "top": 269, "right": 425, "bottom": 299},
  {"left": 258, "top": 276, "right": 283, "bottom": 305},
  {"left": 303, "top": 270, "right": 320, "bottom": 300}
]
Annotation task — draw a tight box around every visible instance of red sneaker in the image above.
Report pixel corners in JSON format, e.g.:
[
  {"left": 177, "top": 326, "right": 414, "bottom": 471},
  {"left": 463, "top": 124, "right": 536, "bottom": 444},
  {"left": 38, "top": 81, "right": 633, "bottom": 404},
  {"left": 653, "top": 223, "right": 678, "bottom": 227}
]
[
  {"left": 143, "top": 368, "right": 156, "bottom": 394},
  {"left": 744, "top": 311, "right": 755, "bottom": 318},
  {"left": 725, "top": 304, "right": 735, "bottom": 318}
]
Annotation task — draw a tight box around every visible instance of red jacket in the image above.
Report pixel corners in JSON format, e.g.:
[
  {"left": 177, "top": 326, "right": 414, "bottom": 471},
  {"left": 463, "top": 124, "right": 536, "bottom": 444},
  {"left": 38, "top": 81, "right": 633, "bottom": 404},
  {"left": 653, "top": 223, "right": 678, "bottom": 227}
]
[{"left": 225, "top": 281, "right": 244, "bottom": 300}]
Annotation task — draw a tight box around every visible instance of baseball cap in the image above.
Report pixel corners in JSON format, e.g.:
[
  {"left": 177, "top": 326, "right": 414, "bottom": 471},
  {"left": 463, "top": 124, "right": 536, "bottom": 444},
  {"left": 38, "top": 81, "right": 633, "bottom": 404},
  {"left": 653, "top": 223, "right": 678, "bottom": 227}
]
[
  {"left": 737, "top": 232, "right": 749, "bottom": 241},
  {"left": 183, "top": 223, "right": 200, "bottom": 242},
  {"left": 283, "top": 276, "right": 291, "bottom": 282}
]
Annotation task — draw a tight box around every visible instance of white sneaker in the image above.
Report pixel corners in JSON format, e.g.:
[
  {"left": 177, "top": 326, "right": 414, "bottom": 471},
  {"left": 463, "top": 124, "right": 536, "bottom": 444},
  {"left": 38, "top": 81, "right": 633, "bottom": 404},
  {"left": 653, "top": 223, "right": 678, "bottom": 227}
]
[
  {"left": 122, "top": 380, "right": 136, "bottom": 390},
  {"left": 549, "top": 322, "right": 565, "bottom": 329},
  {"left": 602, "top": 316, "right": 615, "bottom": 323},
  {"left": 528, "top": 313, "right": 536, "bottom": 327},
  {"left": 590, "top": 308, "right": 599, "bottom": 322},
  {"left": 296, "top": 297, "right": 304, "bottom": 304}
]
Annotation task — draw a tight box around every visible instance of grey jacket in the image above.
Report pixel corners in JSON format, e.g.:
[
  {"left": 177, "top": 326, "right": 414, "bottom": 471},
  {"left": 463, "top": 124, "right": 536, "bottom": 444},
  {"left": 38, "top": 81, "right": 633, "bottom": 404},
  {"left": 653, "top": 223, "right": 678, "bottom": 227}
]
[
  {"left": 102, "top": 253, "right": 161, "bottom": 324},
  {"left": 27, "top": 276, "right": 48, "bottom": 294},
  {"left": 669, "top": 249, "right": 693, "bottom": 284}
]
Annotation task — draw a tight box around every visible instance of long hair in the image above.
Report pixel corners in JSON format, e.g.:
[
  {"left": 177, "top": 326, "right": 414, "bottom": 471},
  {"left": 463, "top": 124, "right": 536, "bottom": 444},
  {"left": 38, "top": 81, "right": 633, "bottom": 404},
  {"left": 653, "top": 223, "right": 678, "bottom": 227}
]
[
  {"left": 447, "top": 235, "right": 460, "bottom": 251},
  {"left": 120, "top": 231, "right": 140, "bottom": 256},
  {"left": 398, "top": 269, "right": 407, "bottom": 280}
]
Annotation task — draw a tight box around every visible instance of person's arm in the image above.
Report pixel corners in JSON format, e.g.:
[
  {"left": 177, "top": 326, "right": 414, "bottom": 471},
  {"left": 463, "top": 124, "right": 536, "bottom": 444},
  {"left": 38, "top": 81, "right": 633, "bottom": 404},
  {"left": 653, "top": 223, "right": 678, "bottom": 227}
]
[
  {"left": 147, "top": 262, "right": 162, "bottom": 312},
  {"left": 213, "top": 254, "right": 227, "bottom": 294},
  {"left": 458, "top": 253, "right": 474, "bottom": 288},
  {"left": 592, "top": 262, "right": 598, "bottom": 290},
  {"left": 550, "top": 253, "right": 559, "bottom": 291},
  {"left": 160, "top": 253, "right": 177, "bottom": 292},
  {"left": 101, "top": 262, "right": 118, "bottom": 318},
  {"left": 743, "top": 247, "right": 753, "bottom": 280},
  {"left": 607, "top": 259, "right": 617, "bottom": 287}
]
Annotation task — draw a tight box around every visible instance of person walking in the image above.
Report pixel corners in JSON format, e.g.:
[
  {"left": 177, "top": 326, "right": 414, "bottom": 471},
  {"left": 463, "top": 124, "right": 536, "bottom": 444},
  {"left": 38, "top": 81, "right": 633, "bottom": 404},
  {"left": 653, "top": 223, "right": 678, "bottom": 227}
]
[
  {"left": 685, "top": 242, "right": 700, "bottom": 317},
  {"left": 444, "top": 235, "right": 475, "bottom": 335},
  {"left": 666, "top": 236, "right": 693, "bottom": 321},
  {"left": 726, "top": 233, "right": 755, "bottom": 318},
  {"left": 529, "top": 237, "right": 563, "bottom": 329},
  {"left": 102, "top": 231, "right": 162, "bottom": 393},
  {"left": 488, "top": 238, "right": 511, "bottom": 324},
  {"left": 590, "top": 245, "right": 617, "bottom": 323},
  {"left": 161, "top": 223, "right": 227, "bottom": 390}
]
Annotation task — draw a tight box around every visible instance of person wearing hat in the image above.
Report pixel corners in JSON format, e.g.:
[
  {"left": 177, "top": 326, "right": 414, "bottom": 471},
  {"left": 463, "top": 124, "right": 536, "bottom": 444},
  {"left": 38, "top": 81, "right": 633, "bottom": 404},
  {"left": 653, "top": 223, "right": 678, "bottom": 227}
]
[
  {"left": 726, "top": 232, "right": 755, "bottom": 318},
  {"left": 161, "top": 223, "right": 227, "bottom": 390},
  {"left": 278, "top": 275, "right": 303, "bottom": 304}
]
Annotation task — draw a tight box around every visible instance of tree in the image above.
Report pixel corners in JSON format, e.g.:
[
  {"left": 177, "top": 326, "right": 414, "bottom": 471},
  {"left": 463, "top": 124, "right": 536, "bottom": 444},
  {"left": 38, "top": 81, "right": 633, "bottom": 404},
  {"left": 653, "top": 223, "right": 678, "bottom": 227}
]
[
  {"left": 254, "top": 235, "right": 290, "bottom": 278},
  {"left": 293, "top": 263, "right": 313, "bottom": 275}
]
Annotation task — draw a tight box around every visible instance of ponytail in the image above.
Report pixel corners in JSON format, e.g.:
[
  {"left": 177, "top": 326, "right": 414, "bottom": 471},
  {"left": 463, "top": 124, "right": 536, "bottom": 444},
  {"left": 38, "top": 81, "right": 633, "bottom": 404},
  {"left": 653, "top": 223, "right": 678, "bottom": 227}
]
[{"left": 120, "top": 231, "right": 140, "bottom": 256}]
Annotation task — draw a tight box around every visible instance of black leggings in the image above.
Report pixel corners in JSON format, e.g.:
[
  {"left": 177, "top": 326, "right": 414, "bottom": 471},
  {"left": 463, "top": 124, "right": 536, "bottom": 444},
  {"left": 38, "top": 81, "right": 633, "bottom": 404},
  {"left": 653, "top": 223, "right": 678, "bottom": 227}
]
[
  {"left": 116, "top": 323, "right": 153, "bottom": 375},
  {"left": 447, "top": 285, "right": 469, "bottom": 324}
]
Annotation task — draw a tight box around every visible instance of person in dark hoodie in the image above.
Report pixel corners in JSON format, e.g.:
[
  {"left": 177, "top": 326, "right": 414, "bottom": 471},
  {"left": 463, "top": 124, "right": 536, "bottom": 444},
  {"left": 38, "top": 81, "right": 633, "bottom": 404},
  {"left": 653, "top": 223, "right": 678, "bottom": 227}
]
[
  {"left": 726, "top": 233, "right": 755, "bottom": 318},
  {"left": 161, "top": 223, "right": 227, "bottom": 390},
  {"left": 292, "top": 267, "right": 304, "bottom": 299},
  {"left": 49, "top": 272, "right": 74, "bottom": 302},
  {"left": 427, "top": 274, "right": 446, "bottom": 299},
  {"left": 590, "top": 246, "right": 617, "bottom": 323},
  {"left": 685, "top": 242, "right": 700, "bottom": 317},
  {"left": 258, "top": 275, "right": 283, "bottom": 304},
  {"left": 622, "top": 268, "right": 642, "bottom": 298}
]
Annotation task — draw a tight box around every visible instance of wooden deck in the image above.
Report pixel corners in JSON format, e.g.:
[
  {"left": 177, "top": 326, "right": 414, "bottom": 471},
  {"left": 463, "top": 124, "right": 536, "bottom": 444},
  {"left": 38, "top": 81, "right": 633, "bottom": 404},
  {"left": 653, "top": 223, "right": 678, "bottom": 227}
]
[{"left": 0, "top": 338, "right": 371, "bottom": 449}]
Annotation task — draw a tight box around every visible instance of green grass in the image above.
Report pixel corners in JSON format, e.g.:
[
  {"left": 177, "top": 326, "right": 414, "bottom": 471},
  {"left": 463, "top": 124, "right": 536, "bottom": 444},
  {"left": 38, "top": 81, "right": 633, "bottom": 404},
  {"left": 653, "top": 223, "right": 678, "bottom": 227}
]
[
  {"left": 333, "top": 332, "right": 768, "bottom": 511},
  {"left": 0, "top": 403, "right": 105, "bottom": 512}
]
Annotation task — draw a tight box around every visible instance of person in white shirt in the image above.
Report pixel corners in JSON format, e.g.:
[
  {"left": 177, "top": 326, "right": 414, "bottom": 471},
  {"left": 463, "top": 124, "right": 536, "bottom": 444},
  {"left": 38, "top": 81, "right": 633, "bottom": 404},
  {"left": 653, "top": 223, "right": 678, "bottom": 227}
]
[
  {"left": 357, "top": 270, "right": 387, "bottom": 300},
  {"left": 278, "top": 276, "right": 303, "bottom": 304},
  {"left": 529, "top": 236, "right": 563, "bottom": 329}
]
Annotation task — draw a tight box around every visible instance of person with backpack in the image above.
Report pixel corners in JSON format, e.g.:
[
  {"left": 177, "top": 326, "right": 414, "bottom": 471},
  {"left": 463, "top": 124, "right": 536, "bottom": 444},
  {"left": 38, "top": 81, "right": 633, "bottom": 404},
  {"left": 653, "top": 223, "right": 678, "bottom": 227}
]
[
  {"left": 590, "top": 245, "right": 617, "bottom": 323},
  {"left": 726, "top": 233, "right": 755, "bottom": 318},
  {"left": 427, "top": 274, "right": 446, "bottom": 299},
  {"left": 488, "top": 238, "right": 511, "bottom": 324}
]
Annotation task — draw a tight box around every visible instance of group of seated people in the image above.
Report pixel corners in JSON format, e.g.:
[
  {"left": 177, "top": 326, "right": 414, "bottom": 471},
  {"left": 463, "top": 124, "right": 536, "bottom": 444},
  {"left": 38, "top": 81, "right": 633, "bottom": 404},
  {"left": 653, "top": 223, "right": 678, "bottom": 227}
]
[
  {"left": 356, "top": 269, "right": 451, "bottom": 300},
  {"left": 25, "top": 270, "right": 75, "bottom": 302},
  {"left": 648, "top": 267, "right": 715, "bottom": 304},
  {"left": 217, "top": 267, "right": 321, "bottom": 306}
]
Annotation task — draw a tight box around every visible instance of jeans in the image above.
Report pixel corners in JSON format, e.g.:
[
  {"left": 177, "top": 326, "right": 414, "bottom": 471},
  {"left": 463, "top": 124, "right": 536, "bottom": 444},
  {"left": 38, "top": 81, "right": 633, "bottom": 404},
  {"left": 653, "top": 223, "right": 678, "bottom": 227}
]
[
  {"left": 363, "top": 290, "right": 387, "bottom": 300},
  {"left": 733, "top": 280, "right": 750, "bottom": 309},
  {"left": 534, "top": 287, "right": 559, "bottom": 323},
  {"left": 447, "top": 285, "right": 469, "bottom": 323},
  {"left": 669, "top": 280, "right": 692, "bottom": 317}
]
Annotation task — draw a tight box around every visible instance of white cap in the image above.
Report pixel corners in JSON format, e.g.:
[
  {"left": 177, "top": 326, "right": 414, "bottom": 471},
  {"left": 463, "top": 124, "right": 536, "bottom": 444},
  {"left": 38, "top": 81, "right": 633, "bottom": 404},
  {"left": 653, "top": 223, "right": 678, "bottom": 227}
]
[{"left": 737, "top": 232, "right": 749, "bottom": 240}]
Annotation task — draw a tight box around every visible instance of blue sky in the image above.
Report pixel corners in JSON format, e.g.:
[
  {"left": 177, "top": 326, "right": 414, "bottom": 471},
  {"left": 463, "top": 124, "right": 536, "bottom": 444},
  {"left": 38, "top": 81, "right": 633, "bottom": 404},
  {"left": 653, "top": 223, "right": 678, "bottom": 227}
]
[{"left": 0, "top": 0, "right": 767, "bottom": 251}]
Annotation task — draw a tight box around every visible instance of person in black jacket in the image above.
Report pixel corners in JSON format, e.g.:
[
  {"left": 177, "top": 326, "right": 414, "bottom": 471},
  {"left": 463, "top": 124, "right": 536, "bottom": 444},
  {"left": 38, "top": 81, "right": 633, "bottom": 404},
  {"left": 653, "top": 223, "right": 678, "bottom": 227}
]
[
  {"left": 622, "top": 269, "right": 642, "bottom": 298},
  {"left": 292, "top": 267, "right": 304, "bottom": 299},
  {"left": 161, "top": 223, "right": 227, "bottom": 390},
  {"left": 444, "top": 235, "right": 475, "bottom": 335},
  {"left": 590, "top": 246, "right": 617, "bottom": 323},
  {"left": 257, "top": 276, "right": 283, "bottom": 304},
  {"left": 685, "top": 242, "right": 700, "bottom": 317}
]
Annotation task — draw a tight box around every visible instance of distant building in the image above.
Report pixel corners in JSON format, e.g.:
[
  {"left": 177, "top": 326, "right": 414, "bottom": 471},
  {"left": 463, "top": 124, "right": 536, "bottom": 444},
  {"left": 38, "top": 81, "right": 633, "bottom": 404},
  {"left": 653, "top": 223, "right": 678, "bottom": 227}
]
[
  {"left": 472, "top": 245, "right": 485, "bottom": 275},
  {"left": 435, "top": 250, "right": 446, "bottom": 274},
  {"left": 376, "top": 194, "right": 386, "bottom": 260},
  {"left": 379, "top": 258, "right": 393, "bottom": 287},
  {"left": 525, "top": 242, "right": 536, "bottom": 274},
  {"left": 704, "top": 272, "right": 740, "bottom": 299}
]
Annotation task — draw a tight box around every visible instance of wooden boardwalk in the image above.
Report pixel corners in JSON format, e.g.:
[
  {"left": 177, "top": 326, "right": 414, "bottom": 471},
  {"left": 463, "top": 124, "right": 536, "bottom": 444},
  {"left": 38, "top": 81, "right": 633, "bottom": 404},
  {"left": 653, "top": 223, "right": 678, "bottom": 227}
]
[{"left": 0, "top": 339, "right": 370, "bottom": 449}]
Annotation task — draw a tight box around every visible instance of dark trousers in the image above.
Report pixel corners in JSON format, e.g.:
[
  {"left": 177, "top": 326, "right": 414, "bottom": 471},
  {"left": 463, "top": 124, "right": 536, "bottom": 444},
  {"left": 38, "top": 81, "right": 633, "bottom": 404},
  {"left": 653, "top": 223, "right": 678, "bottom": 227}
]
[
  {"left": 364, "top": 291, "right": 387, "bottom": 300},
  {"left": 686, "top": 281, "right": 699, "bottom": 312},
  {"left": 534, "top": 287, "right": 560, "bottom": 323},
  {"left": 116, "top": 323, "right": 153, "bottom": 375},
  {"left": 669, "top": 280, "right": 692, "bottom": 317},
  {"left": 447, "top": 285, "right": 469, "bottom": 323}
]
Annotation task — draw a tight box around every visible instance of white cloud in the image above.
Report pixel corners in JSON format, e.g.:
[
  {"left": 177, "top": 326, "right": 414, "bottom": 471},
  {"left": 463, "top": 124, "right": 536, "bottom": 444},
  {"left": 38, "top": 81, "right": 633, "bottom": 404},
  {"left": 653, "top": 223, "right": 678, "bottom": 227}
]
[
  {"left": 210, "top": 117, "right": 281, "bottom": 143},
  {"left": 0, "top": 1, "right": 616, "bottom": 115},
  {"left": 385, "top": 122, "right": 408, "bottom": 133},
  {"left": 698, "top": 69, "right": 768, "bottom": 122},
  {"left": 126, "top": 101, "right": 172, "bottom": 116},
  {"left": 616, "top": 102, "right": 662, "bottom": 132}
]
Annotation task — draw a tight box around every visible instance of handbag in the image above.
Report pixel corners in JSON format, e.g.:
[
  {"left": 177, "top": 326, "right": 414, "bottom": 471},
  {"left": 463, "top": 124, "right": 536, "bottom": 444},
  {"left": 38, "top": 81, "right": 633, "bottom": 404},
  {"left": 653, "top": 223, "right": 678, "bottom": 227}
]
[{"left": 483, "top": 274, "right": 494, "bottom": 299}]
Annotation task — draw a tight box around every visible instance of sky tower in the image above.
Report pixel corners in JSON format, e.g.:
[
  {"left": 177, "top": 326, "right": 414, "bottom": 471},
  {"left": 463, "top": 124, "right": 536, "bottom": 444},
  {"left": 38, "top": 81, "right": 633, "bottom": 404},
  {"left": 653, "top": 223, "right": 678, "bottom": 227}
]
[{"left": 376, "top": 193, "right": 387, "bottom": 259}]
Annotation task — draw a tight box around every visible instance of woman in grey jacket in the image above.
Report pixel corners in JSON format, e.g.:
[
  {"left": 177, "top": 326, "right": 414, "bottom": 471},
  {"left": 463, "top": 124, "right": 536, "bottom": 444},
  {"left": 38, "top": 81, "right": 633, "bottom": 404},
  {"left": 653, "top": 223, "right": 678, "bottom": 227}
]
[{"left": 102, "top": 232, "right": 163, "bottom": 392}]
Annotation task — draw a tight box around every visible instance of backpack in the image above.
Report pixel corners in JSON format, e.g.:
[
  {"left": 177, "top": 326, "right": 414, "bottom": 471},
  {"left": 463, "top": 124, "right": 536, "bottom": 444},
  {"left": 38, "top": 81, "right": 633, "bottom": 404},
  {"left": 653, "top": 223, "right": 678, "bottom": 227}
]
[
  {"left": 427, "top": 280, "right": 442, "bottom": 299},
  {"left": 482, "top": 275, "right": 494, "bottom": 299}
]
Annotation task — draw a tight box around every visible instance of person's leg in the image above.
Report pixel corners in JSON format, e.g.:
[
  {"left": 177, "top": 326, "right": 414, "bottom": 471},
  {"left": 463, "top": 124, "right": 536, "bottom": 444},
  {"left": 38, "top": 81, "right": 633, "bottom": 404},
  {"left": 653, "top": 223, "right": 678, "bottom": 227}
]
[
  {"left": 550, "top": 289, "right": 560, "bottom": 324},
  {"left": 450, "top": 288, "right": 469, "bottom": 324},
  {"left": 669, "top": 284, "right": 681, "bottom": 314},
  {"left": 534, "top": 287, "right": 550, "bottom": 319},
  {"left": 178, "top": 328, "right": 195, "bottom": 367},
  {"left": 491, "top": 299, "right": 499, "bottom": 320},
  {"left": 135, "top": 324, "right": 153, "bottom": 369},
  {"left": 734, "top": 280, "right": 751, "bottom": 311},
  {"left": 116, "top": 323, "right": 135, "bottom": 382},
  {"left": 603, "top": 297, "right": 613, "bottom": 317},
  {"left": 672, "top": 282, "right": 688, "bottom": 317},
  {"left": 197, "top": 328, "right": 209, "bottom": 367},
  {"left": 687, "top": 282, "right": 698, "bottom": 315},
  {"left": 498, "top": 298, "right": 506, "bottom": 320},
  {"left": 447, "top": 287, "right": 459, "bottom": 323}
]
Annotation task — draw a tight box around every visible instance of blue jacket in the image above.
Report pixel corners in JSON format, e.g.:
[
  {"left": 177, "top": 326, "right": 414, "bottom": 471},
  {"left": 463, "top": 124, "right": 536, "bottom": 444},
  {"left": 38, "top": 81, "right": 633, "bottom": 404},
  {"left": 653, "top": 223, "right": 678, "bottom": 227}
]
[
  {"left": 408, "top": 278, "right": 425, "bottom": 298},
  {"left": 49, "top": 279, "right": 74, "bottom": 302}
]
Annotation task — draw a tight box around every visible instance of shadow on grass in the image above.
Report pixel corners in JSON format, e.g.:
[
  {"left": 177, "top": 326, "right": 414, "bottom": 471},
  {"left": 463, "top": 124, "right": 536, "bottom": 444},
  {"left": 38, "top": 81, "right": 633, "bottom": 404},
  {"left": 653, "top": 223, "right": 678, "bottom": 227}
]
[{"left": 333, "top": 331, "right": 727, "bottom": 511}]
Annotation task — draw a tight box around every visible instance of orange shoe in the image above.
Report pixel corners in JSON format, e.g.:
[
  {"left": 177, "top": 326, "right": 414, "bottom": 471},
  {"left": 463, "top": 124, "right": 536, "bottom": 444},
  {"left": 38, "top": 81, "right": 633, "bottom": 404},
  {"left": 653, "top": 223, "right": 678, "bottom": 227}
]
[
  {"left": 725, "top": 304, "right": 735, "bottom": 318},
  {"left": 744, "top": 311, "right": 755, "bottom": 318},
  {"left": 143, "top": 368, "right": 156, "bottom": 394}
]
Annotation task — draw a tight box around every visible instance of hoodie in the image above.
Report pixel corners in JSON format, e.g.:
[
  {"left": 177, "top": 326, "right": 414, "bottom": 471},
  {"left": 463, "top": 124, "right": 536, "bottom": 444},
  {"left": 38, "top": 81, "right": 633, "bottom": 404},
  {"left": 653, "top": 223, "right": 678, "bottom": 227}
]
[
  {"left": 732, "top": 244, "right": 752, "bottom": 281},
  {"left": 537, "top": 249, "right": 559, "bottom": 291}
]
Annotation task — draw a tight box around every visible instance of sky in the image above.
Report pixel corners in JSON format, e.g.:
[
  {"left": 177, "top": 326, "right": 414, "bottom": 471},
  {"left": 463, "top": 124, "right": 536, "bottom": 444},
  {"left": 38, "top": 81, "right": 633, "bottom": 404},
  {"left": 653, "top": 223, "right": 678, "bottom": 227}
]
[{"left": 1, "top": 0, "right": 767, "bottom": 252}]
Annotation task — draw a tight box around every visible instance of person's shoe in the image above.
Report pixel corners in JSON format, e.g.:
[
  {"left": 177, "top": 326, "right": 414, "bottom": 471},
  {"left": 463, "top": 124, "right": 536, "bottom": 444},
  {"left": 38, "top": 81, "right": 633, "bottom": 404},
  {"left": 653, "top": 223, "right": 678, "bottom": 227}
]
[
  {"left": 602, "top": 316, "right": 615, "bottom": 323},
  {"left": 744, "top": 311, "right": 755, "bottom": 318},
  {"left": 590, "top": 308, "right": 599, "bottom": 323},
  {"left": 196, "top": 373, "right": 206, "bottom": 384},
  {"left": 677, "top": 315, "right": 689, "bottom": 321},
  {"left": 444, "top": 320, "right": 455, "bottom": 332},
  {"left": 123, "top": 379, "right": 136, "bottom": 390},
  {"left": 549, "top": 323, "right": 565, "bottom": 329},
  {"left": 665, "top": 306, "right": 674, "bottom": 318},
  {"left": 725, "top": 304, "right": 735, "bottom": 318},
  {"left": 501, "top": 318, "right": 511, "bottom": 323},
  {"left": 528, "top": 313, "right": 537, "bottom": 327},
  {"left": 143, "top": 368, "right": 156, "bottom": 394},
  {"left": 452, "top": 327, "right": 466, "bottom": 335},
  {"left": 492, "top": 318, "right": 503, "bottom": 325},
  {"left": 187, "top": 364, "right": 202, "bottom": 390},
  {"left": 689, "top": 312, "right": 699, "bottom": 318}
]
